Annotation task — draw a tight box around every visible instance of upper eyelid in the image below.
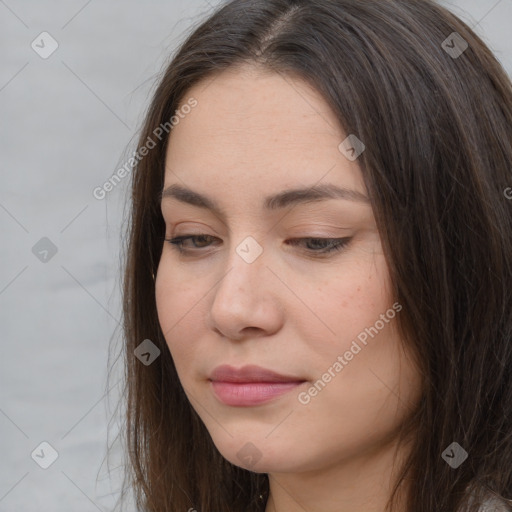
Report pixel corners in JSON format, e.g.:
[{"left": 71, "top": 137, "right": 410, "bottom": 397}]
[
  {"left": 162, "top": 217, "right": 355, "bottom": 231},
  {"left": 160, "top": 200, "right": 374, "bottom": 227},
  {"left": 160, "top": 203, "right": 372, "bottom": 228}
]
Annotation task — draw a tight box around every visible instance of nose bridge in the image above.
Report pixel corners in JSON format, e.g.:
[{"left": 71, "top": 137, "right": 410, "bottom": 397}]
[
  {"left": 207, "top": 232, "right": 283, "bottom": 337},
  {"left": 208, "top": 222, "right": 286, "bottom": 340},
  {"left": 218, "top": 234, "right": 267, "bottom": 296},
  {"left": 234, "top": 234, "right": 265, "bottom": 266}
]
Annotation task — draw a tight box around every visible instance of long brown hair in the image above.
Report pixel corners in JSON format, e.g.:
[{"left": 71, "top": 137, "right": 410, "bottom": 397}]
[{"left": 113, "top": 1, "right": 512, "bottom": 510}]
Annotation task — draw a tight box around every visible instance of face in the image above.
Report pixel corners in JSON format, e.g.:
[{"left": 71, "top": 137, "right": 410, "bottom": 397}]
[{"left": 155, "top": 62, "right": 422, "bottom": 474}]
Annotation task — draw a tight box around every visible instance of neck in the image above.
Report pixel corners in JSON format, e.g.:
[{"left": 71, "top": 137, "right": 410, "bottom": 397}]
[{"left": 263, "top": 434, "right": 413, "bottom": 512}]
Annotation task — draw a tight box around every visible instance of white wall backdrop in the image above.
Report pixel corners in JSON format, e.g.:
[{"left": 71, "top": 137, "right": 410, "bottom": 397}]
[{"left": 0, "top": 1, "right": 510, "bottom": 511}]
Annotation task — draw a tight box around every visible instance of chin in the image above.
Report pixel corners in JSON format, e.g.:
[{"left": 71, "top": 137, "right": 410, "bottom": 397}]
[{"left": 210, "top": 434, "right": 311, "bottom": 473}]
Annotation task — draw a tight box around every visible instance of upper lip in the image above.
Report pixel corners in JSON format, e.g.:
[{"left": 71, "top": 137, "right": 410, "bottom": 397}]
[{"left": 209, "top": 364, "right": 305, "bottom": 383}]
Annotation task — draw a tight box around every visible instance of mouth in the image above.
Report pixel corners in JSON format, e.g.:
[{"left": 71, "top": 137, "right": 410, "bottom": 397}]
[{"left": 208, "top": 364, "right": 307, "bottom": 406}]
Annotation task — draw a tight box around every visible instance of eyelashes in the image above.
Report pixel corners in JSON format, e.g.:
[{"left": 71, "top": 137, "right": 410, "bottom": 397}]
[
  {"left": 285, "top": 237, "right": 351, "bottom": 255},
  {"left": 164, "top": 234, "right": 352, "bottom": 257}
]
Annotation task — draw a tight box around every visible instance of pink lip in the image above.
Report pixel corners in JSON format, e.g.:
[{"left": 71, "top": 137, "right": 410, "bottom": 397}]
[{"left": 209, "top": 365, "right": 306, "bottom": 406}]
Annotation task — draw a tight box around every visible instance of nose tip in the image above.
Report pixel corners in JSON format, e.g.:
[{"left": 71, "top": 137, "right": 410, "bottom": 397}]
[{"left": 206, "top": 247, "right": 284, "bottom": 341}]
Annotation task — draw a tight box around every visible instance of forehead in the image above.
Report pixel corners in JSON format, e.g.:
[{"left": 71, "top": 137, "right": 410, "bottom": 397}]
[{"left": 164, "top": 63, "right": 366, "bottom": 203}]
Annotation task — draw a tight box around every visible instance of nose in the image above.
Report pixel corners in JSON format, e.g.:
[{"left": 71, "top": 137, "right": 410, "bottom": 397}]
[{"left": 206, "top": 237, "right": 284, "bottom": 341}]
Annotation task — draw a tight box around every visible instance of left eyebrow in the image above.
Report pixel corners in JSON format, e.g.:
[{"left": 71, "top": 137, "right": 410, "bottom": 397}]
[{"left": 159, "top": 183, "right": 370, "bottom": 217}]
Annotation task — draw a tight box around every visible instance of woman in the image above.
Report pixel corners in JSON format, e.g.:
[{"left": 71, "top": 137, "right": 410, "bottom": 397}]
[{"left": 117, "top": 0, "right": 512, "bottom": 510}]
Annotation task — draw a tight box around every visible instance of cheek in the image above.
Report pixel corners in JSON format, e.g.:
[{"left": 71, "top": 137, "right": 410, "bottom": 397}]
[
  {"left": 155, "top": 263, "right": 208, "bottom": 370},
  {"left": 296, "top": 273, "right": 420, "bottom": 465},
  {"left": 295, "top": 249, "right": 418, "bottom": 414},
  {"left": 305, "top": 250, "right": 394, "bottom": 360}
]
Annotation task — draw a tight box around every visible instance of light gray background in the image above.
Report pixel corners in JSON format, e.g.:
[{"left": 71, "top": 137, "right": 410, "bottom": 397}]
[{"left": 1, "top": 1, "right": 510, "bottom": 511}]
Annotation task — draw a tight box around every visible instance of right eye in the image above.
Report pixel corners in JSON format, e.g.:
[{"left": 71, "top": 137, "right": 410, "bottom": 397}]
[{"left": 165, "top": 235, "right": 218, "bottom": 253}]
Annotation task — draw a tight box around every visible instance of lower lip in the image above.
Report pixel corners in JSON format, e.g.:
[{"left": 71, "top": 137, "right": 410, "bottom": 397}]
[{"left": 210, "top": 380, "right": 305, "bottom": 406}]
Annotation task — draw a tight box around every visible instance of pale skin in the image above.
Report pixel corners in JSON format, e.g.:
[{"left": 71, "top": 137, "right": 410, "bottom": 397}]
[{"left": 155, "top": 62, "right": 423, "bottom": 512}]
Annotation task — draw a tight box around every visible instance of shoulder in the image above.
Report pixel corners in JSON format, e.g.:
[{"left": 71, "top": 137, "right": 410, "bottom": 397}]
[
  {"left": 461, "top": 483, "right": 512, "bottom": 512},
  {"left": 479, "top": 494, "right": 512, "bottom": 512}
]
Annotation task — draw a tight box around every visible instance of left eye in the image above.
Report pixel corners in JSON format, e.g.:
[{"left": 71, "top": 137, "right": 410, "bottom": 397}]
[{"left": 164, "top": 235, "right": 352, "bottom": 256}]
